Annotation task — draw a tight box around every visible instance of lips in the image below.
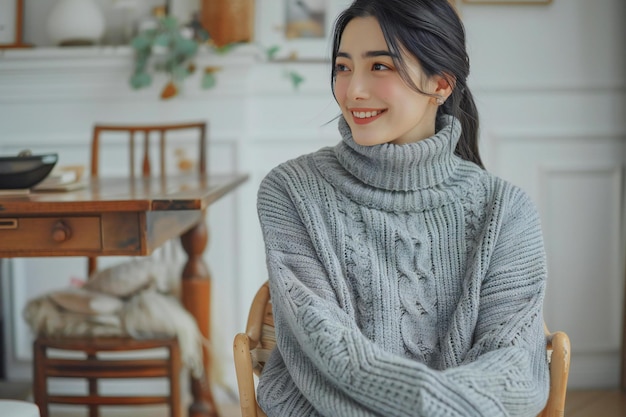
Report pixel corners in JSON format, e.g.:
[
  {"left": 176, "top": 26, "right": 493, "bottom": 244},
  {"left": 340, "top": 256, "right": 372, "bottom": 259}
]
[{"left": 350, "top": 108, "right": 386, "bottom": 125}]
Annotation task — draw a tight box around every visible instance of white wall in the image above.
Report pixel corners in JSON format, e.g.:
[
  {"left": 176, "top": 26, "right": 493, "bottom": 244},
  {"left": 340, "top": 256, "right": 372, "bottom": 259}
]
[
  {"left": 0, "top": 0, "right": 624, "bottom": 398},
  {"left": 459, "top": 0, "right": 626, "bottom": 389}
]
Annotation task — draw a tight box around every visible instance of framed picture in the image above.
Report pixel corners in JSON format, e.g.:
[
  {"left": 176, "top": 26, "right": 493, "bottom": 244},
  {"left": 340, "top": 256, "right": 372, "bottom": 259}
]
[
  {"left": 255, "top": 0, "right": 352, "bottom": 61},
  {"left": 0, "top": 0, "right": 20, "bottom": 46},
  {"left": 462, "top": 0, "right": 551, "bottom": 3}
]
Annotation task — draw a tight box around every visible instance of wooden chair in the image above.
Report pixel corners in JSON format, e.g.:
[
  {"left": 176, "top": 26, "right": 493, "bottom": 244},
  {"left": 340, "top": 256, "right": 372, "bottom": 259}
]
[
  {"left": 538, "top": 324, "right": 572, "bottom": 417},
  {"left": 34, "top": 337, "right": 181, "bottom": 417},
  {"left": 233, "top": 282, "right": 272, "bottom": 417},
  {"left": 90, "top": 122, "right": 207, "bottom": 177},
  {"left": 32, "top": 122, "right": 208, "bottom": 417},
  {"left": 233, "top": 282, "right": 571, "bottom": 417}
]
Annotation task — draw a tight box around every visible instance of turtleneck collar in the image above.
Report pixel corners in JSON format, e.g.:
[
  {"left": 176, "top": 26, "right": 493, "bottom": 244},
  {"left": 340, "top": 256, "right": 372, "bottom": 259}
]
[{"left": 334, "top": 114, "right": 462, "bottom": 192}]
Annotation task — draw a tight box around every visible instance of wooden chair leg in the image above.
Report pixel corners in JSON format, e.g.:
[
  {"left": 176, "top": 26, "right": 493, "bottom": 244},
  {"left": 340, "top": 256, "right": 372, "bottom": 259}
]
[
  {"left": 169, "top": 343, "right": 182, "bottom": 417},
  {"left": 87, "top": 353, "right": 99, "bottom": 417},
  {"left": 33, "top": 340, "right": 48, "bottom": 417}
]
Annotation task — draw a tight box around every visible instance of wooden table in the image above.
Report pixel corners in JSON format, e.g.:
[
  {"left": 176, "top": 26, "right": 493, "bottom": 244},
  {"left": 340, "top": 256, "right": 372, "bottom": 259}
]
[{"left": 0, "top": 173, "right": 249, "bottom": 417}]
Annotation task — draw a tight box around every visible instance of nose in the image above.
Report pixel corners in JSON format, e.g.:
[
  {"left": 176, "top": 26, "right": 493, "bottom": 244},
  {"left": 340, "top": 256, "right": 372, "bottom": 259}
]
[{"left": 346, "top": 71, "right": 369, "bottom": 101}]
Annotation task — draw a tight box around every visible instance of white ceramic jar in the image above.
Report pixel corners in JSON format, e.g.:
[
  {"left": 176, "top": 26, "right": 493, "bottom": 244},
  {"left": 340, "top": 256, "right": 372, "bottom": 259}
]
[{"left": 47, "top": 0, "right": 106, "bottom": 46}]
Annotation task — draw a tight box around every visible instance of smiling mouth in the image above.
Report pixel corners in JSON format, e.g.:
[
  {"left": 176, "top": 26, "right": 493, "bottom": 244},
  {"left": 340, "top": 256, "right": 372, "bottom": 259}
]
[{"left": 350, "top": 109, "right": 386, "bottom": 124}]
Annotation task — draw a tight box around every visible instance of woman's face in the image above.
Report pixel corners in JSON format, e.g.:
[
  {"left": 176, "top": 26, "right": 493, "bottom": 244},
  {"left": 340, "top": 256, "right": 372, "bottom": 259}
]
[{"left": 333, "top": 16, "right": 440, "bottom": 146}]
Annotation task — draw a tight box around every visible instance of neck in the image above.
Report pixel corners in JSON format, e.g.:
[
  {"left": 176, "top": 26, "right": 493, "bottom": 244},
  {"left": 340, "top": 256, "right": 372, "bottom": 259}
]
[{"left": 390, "top": 109, "right": 438, "bottom": 145}]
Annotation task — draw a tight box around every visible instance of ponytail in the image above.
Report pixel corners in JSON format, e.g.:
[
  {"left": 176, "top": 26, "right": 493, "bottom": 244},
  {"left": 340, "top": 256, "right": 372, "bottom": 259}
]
[{"left": 447, "top": 86, "right": 483, "bottom": 168}]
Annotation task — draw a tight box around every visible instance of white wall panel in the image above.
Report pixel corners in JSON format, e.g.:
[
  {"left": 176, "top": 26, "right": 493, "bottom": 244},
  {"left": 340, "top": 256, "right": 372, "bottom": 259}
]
[
  {"left": 540, "top": 165, "right": 623, "bottom": 388},
  {"left": 491, "top": 131, "right": 626, "bottom": 388}
]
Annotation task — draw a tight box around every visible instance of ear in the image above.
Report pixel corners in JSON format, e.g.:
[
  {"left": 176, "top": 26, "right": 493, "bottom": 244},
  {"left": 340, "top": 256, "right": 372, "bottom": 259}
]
[{"left": 431, "top": 74, "right": 454, "bottom": 104}]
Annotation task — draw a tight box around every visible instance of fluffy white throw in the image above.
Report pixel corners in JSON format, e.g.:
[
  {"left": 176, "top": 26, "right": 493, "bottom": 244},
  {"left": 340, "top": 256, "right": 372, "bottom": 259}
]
[{"left": 23, "top": 258, "right": 205, "bottom": 378}]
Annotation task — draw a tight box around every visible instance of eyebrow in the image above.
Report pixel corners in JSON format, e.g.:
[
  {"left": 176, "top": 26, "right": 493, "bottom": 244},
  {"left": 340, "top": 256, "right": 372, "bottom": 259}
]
[{"left": 336, "top": 50, "right": 397, "bottom": 59}]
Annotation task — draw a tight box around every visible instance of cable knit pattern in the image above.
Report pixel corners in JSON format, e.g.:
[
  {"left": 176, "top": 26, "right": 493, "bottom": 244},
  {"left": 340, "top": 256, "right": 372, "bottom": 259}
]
[
  {"left": 335, "top": 194, "right": 375, "bottom": 339},
  {"left": 256, "top": 115, "right": 550, "bottom": 417}
]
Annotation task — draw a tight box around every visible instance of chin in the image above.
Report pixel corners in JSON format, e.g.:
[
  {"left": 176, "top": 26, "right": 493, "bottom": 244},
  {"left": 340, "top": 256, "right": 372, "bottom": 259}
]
[{"left": 345, "top": 119, "right": 391, "bottom": 146}]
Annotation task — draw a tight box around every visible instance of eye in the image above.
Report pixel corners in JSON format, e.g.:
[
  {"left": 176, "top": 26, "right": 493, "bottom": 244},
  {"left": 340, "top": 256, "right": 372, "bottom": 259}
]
[
  {"left": 334, "top": 63, "right": 350, "bottom": 73},
  {"left": 372, "top": 63, "right": 391, "bottom": 71}
]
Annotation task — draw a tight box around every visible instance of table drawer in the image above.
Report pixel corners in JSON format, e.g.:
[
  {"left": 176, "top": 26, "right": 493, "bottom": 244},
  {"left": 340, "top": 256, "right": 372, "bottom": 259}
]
[{"left": 0, "top": 216, "right": 101, "bottom": 251}]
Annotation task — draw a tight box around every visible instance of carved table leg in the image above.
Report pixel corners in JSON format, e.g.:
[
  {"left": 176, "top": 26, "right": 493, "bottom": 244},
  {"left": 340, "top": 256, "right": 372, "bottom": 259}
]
[{"left": 181, "top": 215, "right": 219, "bottom": 417}]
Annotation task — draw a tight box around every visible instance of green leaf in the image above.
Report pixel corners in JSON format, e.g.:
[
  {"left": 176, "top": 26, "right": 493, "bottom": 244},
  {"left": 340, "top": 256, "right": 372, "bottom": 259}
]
[
  {"left": 172, "top": 65, "right": 190, "bottom": 81},
  {"left": 143, "top": 29, "right": 158, "bottom": 38},
  {"left": 266, "top": 45, "right": 280, "bottom": 60},
  {"left": 214, "top": 43, "right": 236, "bottom": 55},
  {"left": 175, "top": 38, "right": 198, "bottom": 56},
  {"left": 135, "top": 54, "right": 149, "bottom": 72},
  {"left": 131, "top": 35, "right": 152, "bottom": 51},
  {"left": 130, "top": 72, "right": 152, "bottom": 89},
  {"left": 288, "top": 71, "right": 305, "bottom": 89},
  {"left": 163, "top": 58, "right": 176, "bottom": 73},
  {"left": 161, "top": 16, "right": 179, "bottom": 30},
  {"left": 154, "top": 33, "right": 171, "bottom": 47},
  {"left": 202, "top": 72, "right": 216, "bottom": 89},
  {"left": 196, "top": 28, "right": 210, "bottom": 42}
]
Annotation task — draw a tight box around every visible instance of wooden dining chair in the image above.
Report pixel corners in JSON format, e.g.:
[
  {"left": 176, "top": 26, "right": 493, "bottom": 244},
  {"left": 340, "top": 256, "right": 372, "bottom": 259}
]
[
  {"left": 233, "top": 281, "right": 571, "bottom": 417},
  {"left": 88, "top": 122, "right": 208, "bottom": 273},
  {"left": 90, "top": 122, "right": 207, "bottom": 177},
  {"left": 32, "top": 122, "right": 208, "bottom": 417}
]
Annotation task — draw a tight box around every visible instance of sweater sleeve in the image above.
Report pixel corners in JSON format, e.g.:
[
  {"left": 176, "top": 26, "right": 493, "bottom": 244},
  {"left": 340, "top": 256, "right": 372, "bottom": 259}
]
[{"left": 257, "top": 169, "right": 549, "bottom": 417}]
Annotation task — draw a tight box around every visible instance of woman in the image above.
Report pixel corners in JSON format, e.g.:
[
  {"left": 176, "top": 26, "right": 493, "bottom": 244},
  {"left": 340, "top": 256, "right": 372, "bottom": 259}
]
[{"left": 256, "top": 0, "right": 550, "bottom": 415}]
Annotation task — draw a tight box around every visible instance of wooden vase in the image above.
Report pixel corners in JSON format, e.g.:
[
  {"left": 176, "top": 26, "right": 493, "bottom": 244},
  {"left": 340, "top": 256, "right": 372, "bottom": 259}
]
[{"left": 200, "top": 0, "right": 254, "bottom": 47}]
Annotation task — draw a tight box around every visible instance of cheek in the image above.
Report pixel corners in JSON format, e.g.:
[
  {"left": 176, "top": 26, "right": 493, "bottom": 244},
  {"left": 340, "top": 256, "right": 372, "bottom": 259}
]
[
  {"left": 372, "top": 79, "right": 400, "bottom": 102},
  {"left": 333, "top": 79, "right": 348, "bottom": 104}
]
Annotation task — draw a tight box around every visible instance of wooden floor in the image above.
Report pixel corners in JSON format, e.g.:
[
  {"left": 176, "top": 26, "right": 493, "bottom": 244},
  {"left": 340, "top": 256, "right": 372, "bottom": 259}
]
[
  {"left": 1, "top": 382, "right": 624, "bottom": 416},
  {"left": 228, "top": 390, "right": 626, "bottom": 417},
  {"left": 565, "top": 390, "right": 626, "bottom": 417},
  {"left": 51, "top": 390, "right": 626, "bottom": 416}
]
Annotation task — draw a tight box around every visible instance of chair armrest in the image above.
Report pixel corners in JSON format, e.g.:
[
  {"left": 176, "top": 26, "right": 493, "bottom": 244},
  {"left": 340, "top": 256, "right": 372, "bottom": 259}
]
[
  {"left": 234, "top": 333, "right": 259, "bottom": 417},
  {"left": 540, "top": 330, "right": 571, "bottom": 417}
]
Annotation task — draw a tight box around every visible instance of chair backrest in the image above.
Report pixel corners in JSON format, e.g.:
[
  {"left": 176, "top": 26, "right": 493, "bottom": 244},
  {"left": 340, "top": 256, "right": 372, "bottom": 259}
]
[
  {"left": 233, "top": 282, "right": 273, "bottom": 417},
  {"left": 91, "top": 122, "right": 208, "bottom": 179},
  {"left": 233, "top": 281, "right": 571, "bottom": 417},
  {"left": 88, "top": 121, "right": 208, "bottom": 275}
]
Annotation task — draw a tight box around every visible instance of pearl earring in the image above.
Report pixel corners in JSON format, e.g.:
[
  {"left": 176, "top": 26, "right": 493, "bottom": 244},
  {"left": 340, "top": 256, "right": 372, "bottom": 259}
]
[{"left": 436, "top": 97, "right": 444, "bottom": 105}]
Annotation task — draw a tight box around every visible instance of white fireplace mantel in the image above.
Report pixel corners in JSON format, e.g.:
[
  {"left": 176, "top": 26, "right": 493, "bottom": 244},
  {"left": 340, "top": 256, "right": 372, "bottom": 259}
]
[{"left": 0, "top": 45, "right": 266, "bottom": 101}]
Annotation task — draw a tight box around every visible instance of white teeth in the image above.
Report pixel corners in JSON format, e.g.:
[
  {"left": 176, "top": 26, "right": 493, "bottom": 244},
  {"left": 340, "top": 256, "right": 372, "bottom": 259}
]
[{"left": 352, "top": 110, "right": 381, "bottom": 119}]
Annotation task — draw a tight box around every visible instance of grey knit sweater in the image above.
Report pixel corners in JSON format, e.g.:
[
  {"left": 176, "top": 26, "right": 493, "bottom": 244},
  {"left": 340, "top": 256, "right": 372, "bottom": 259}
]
[{"left": 256, "top": 115, "right": 549, "bottom": 417}]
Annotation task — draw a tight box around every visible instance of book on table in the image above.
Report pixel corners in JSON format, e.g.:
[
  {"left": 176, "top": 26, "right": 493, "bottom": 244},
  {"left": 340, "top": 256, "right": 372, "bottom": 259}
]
[{"left": 33, "top": 166, "right": 86, "bottom": 191}]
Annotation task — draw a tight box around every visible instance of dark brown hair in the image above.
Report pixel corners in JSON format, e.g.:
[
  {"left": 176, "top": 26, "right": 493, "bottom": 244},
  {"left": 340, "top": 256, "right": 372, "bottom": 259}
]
[{"left": 331, "top": 0, "right": 483, "bottom": 168}]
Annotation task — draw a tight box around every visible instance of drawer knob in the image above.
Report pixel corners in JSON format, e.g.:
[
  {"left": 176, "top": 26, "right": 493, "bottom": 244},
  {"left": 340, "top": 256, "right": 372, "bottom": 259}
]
[{"left": 51, "top": 220, "right": 72, "bottom": 243}]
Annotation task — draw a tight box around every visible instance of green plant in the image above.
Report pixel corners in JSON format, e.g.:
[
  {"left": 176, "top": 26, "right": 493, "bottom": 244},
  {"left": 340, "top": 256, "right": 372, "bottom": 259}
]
[
  {"left": 265, "top": 46, "right": 305, "bottom": 90},
  {"left": 129, "top": 16, "right": 306, "bottom": 99},
  {"left": 130, "top": 15, "right": 206, "bottom": 99}
]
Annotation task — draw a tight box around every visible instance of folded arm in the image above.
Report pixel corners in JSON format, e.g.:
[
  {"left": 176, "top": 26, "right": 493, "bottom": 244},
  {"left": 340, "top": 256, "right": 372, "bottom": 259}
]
[{"left": 258, "top": 171, "right": 549, "bottom": 417}]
